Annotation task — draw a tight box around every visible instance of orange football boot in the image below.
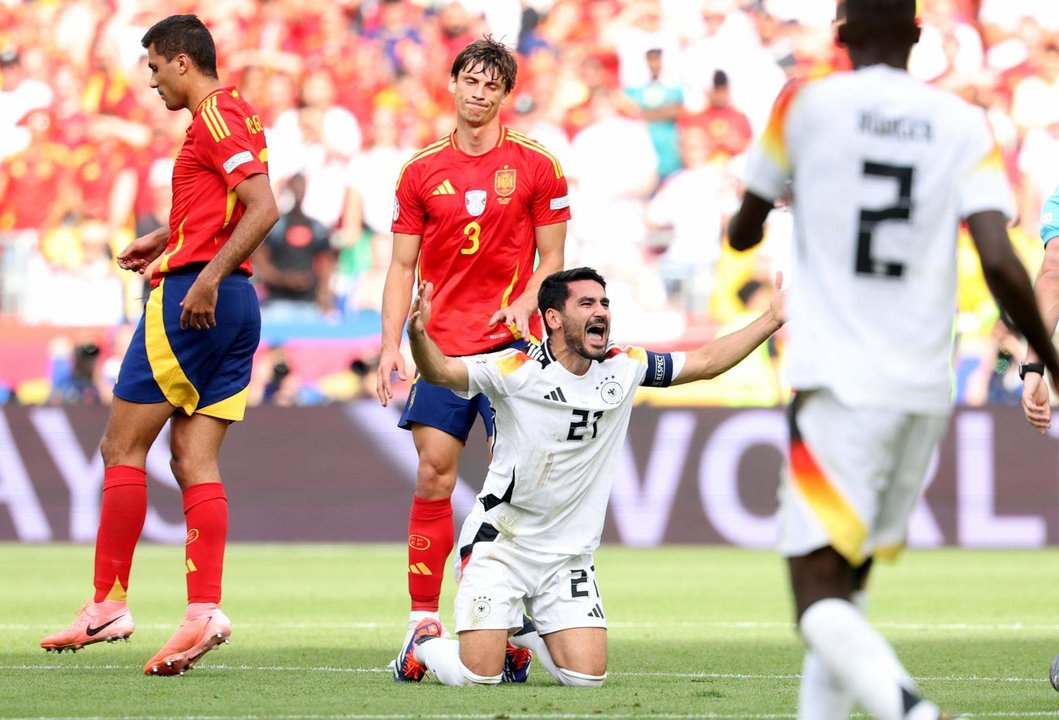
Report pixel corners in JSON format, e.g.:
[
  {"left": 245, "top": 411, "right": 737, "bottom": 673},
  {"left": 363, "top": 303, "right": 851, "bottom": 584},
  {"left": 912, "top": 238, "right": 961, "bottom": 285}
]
[
  {"left": 41, "top": 600, "right": 135, "bottom": 652},
  {"left": 144, "top": 603, "right": 231, "bottom": 676}
]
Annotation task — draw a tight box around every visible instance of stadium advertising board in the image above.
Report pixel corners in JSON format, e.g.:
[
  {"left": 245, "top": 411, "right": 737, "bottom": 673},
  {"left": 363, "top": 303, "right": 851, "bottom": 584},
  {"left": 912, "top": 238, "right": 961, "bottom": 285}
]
[{"left": 1, "top": 403, "right": 1055, "bottom": 546}]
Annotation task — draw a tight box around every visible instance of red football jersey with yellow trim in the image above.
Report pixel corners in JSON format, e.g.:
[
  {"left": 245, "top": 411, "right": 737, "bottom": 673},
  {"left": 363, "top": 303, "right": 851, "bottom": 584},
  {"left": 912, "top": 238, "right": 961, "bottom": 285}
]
[
  {"left": 153, "top": 87, "right": 269, "bottom": 285},
  {"left": 392, "top": 128, "right": 570, "bottom": 356}
]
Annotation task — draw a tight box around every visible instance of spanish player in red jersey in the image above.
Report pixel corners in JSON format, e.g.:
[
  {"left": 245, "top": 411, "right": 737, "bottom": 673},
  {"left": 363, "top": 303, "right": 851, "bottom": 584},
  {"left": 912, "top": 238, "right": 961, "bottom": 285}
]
[
  {"left": 377, "top": 37, "right": 568, "bottom": 681},
  {"left": 40, "top": 15, "right": 279, "bottom": 676}
]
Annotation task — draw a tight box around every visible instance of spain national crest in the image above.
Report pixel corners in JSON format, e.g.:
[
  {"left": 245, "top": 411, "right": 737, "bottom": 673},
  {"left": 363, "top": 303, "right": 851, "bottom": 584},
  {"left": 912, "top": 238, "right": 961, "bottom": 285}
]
[{"left": 494, "top": 168, "right": 516, "bottom": 197}]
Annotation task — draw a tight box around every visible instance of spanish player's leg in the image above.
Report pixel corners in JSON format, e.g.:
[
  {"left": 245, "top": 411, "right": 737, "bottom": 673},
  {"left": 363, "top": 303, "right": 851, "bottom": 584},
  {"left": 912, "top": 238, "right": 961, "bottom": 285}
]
[
  {"left": 40, "top": 397, "right": 173, "bottom": 653},
  {"left": 144, "top": 412, "right": 232, "bottom": 676}
]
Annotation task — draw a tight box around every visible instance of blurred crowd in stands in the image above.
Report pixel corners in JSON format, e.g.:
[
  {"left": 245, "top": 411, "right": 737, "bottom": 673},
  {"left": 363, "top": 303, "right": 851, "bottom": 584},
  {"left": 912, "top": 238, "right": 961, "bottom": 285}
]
[{"left": 0, "top": 0, "right": 1056, "bottom": 407}]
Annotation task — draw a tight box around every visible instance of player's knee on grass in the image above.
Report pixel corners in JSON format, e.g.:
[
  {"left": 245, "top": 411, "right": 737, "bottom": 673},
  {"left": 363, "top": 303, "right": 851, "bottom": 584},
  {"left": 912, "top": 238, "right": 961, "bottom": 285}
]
[
  {"left": 460, "top": 666, "right": 502, "bottom": 686},
  {"left": 417, "top": 638, "right": 502, "bottom": 686},
  {"left": 555, "top": 667, "right": 606, "bottom": 687}
]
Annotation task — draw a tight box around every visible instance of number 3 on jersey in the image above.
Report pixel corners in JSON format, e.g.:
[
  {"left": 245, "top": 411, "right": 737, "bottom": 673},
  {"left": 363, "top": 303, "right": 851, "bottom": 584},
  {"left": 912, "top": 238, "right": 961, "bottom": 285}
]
[
  {"left": 856, "top": 161, "right": 915, "bottom": 278},
  {"left": 462, "top": 221, "right": 481, "bottom": 255}
]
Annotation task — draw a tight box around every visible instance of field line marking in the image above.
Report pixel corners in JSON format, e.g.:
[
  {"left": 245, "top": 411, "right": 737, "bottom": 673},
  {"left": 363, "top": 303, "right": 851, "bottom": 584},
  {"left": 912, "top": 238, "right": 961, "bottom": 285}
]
[
  {"left": 5, "top": 712, "right": 1059, "bottom": 720},
  {"left": 6, "top": 621, "right": 1059, "bottom": 632},
  {"left": 0, "top": 664, "right": 1050, "bottom": 684}
]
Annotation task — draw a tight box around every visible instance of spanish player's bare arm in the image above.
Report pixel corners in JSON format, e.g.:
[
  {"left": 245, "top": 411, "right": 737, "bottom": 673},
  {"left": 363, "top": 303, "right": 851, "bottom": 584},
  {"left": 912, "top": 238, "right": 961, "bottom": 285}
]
[
  {"left": 407, "top": 281, "right": 469, "bottom": 393},
  {"left": 180, "top": 173, "right": 278, "bottom": 330},
  {"left": 117, "top": 227, "right": 170, "bottom": 274},
  {"left": 377, "top": 231, "right": 423, "bottom": 406},
  {"left": 671, "top": 272, "right": 785, "bottom": 385},
  {"left": 487, "top": 220, "right": 566, "bottom": 340}
]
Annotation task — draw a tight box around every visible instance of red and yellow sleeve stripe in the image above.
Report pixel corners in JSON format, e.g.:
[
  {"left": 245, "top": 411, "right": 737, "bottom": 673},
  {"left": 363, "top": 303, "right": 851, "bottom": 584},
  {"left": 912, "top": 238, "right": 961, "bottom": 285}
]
[{"left": 199, "top": 94, "right": 231, "bottom": 143}]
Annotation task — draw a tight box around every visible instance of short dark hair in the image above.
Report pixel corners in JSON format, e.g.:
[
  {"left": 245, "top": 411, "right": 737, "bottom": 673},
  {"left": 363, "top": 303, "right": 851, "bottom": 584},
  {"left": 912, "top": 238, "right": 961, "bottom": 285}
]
[
  {"left": 836, "top": 0, "right": 919, "bottom": 49},
  {"left": 450, "top": 37, "right": 517, "bottom": 94},
  {"left": 141, "top": 15, "right": 218, "bottom": 79},
  {"left": 538, "top": 267, "right": 607, "bottom": 315}
]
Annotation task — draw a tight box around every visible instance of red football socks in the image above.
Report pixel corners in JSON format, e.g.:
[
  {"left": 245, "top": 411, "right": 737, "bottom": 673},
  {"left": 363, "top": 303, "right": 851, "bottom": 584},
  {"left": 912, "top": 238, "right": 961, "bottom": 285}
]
[
  {"left": 407, "top": 495, "right": 454, "bottom": 612},
  {"left": 182, "top": 482, "right": 228, "bottom": 604},
  {"left": 93, "top": 465, "right": 148, "bottom": 603}
]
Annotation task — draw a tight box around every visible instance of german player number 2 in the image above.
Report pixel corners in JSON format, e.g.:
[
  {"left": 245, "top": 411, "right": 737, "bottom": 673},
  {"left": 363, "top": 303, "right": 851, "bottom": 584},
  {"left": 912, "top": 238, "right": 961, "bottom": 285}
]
[{"left": 855, "top": 160, "right": 915, "bottom": 279}]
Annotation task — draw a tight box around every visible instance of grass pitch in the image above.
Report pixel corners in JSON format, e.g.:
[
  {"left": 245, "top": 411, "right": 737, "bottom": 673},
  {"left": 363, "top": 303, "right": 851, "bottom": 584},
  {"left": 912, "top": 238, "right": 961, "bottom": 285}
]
[{"left": 1, "top": 544, "right": 1057, "bottom": 718}]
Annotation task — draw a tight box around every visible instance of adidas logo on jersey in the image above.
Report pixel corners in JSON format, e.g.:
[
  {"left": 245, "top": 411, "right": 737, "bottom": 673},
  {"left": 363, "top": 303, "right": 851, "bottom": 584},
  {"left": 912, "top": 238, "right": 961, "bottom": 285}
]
[
  {"left": 544, "top": 387, "right": 567, "bottom": 403},
  {"left": 432, "top": 179, "right": 455, "bottom": 196},
  {"left": 587, "top": 603, "right": 605, "bottom": 619}
]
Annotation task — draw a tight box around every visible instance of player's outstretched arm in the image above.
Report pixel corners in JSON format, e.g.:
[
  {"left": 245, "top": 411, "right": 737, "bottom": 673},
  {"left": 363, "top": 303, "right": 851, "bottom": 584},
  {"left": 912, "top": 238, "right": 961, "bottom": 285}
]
[
  {"left": 672, "top": 272, "right": 786, "bottom": 385},
  {"left": 727, "top": 192, "right": 774, "bottom": 251},
  {"left": 117, "top": 227, "right": 170, "bottom": 274},
  {"left": 489, "top": 221, "right": 565, "bottom": 340},
  {"left": 377, "top": 232, "right": 422, "bottom": 406},
  {"left": 1018, "top": 231, "right": 1059, "bottom": 432},
  {"left": 967, "top": 211, "right": 1059, "bottom": 418},
  {"left": 407, "top": 282, "right": 469, "bottom": 393}
]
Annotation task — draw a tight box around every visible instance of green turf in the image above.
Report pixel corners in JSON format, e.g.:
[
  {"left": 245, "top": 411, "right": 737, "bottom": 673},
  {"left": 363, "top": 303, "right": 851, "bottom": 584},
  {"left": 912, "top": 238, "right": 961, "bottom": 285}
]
[{"left": 2, "top": 544, "right": 1057, "bottom": 718}]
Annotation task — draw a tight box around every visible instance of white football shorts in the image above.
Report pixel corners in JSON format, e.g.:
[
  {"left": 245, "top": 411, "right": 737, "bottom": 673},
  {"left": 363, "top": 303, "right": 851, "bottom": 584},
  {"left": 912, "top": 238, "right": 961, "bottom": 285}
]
[
  {"left": 778, "top": 388, "right": 950, "bottom": 566},
  {"left": 453, "top": 532, "right": 607, "bottom": 635}
]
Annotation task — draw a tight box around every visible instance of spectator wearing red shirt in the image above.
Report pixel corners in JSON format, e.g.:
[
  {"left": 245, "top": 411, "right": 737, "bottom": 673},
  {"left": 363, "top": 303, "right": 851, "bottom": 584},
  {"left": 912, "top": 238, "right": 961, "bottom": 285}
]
[{"left": 679, "top": 70, "right": 753, "bottom": 160}]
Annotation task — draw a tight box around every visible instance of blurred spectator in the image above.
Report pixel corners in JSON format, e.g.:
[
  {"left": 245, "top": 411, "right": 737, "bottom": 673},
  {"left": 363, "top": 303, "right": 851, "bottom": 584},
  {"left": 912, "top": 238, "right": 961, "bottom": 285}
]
[
  {"left": 963, "top": 314, "right": 1024, "bottom": 406},
  {"left": 0, "top": 48, "right": 54, "bottom": 159},
  {"left": 567, "top": 88, "right": 657, "bottom": 273},
  {"left": 256, "top": 174, "right": 335, "bottom": 322},
  {"left": 1011, "top": 38, "right": 1059, "bottom": 132},
  {"left": 680, "top": 0, "right": 786, "bottom": 133},
  {"left": 248, "top": 344, "right": 302, "bottom": 406},
  {"left": 23, "top": 220, "right": 125, "bottom": 326},
  {"left": 336, "top": 107, "right": 415, "bottom": 307},
  {"left": 624, "top": 48, "right": 683, "bottom": 179},
  {"left": 601, "top": 0, "right": 681, "bottom": 89},
  {"left": 2, "top": 0, "right": 1058, "bottom": 406},
  {"left": 50, "top": 339, "right": 103, "bottom": 405},
  {"left": 0, "top": 108, "right": 75, "bottom": 317},
  {"left": 679, "top": 69, "right": 753, "bottom": 160},
  {"left": 269, "top": 68, "right": 362, "bottom": 228},
  {"left": 345, "top": 231, "right": 390, "bottom": 315},
  {"left": 646, "top": 125, "right": 731, "bottom": 313},
  {"left": 909, "top": 0, "right": 984, "bottom": 82}
]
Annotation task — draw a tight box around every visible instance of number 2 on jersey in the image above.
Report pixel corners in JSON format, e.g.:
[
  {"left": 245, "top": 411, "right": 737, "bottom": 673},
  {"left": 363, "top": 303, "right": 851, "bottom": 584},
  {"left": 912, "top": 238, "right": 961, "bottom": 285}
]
[
  {"left": 462, "top": 221, "right": 481, "bottom": 255},
  {"left": 855, "top": 161, "right": 915, "bottom": 278}
]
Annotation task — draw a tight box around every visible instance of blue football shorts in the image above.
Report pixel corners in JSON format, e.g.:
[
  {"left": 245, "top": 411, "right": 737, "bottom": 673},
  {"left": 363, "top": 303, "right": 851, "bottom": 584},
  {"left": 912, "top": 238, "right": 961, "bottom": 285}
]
[
  {"left": 398, "top": 338, "right": 529, "bottom": 442},
  {"left": 113, "top": 269, "right": 260, "bottom": 421}
]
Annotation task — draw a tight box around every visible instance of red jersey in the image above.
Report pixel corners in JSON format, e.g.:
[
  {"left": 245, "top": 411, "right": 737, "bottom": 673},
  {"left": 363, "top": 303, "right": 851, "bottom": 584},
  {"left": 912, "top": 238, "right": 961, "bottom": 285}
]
[
  {"left": 154, "top": 87, "right": 268, "bottom": 284},
  {"left": 392, "top": 128, "right": 570, "bottom": 356}
]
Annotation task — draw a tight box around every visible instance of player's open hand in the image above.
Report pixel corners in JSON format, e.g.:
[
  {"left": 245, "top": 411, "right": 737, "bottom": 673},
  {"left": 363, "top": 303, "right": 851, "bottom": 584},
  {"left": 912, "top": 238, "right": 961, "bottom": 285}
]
[
  {"left": 408, "top": 281, "right": 434, "bottom": 333},
  {"left": 1022, "top": 371, "right": 1052, "bottom": 434},
  {"left": 117, "top": 231, "right": 168, "bottom": 274},
  {"left": 179, "top": 278, "right": 218, "bottom": 331},
  {"left": 376, "top": 347, "right": 406, "bottom": 407},
  {"left": 489, "top": 299, "right": 533, "bottom": 341},
  {"left": 768, "top": 271, "right": 786, "bottom": 326}
]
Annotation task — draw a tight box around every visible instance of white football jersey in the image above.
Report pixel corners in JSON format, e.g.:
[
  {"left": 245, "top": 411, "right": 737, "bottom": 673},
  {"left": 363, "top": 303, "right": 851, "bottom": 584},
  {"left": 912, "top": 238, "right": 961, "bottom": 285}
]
[
  {"left": 457, "top": 341, "right": 683, "bottom": 555},
  {"left": 745, "top": 65, "right": 1014, "bottom": 412}
]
